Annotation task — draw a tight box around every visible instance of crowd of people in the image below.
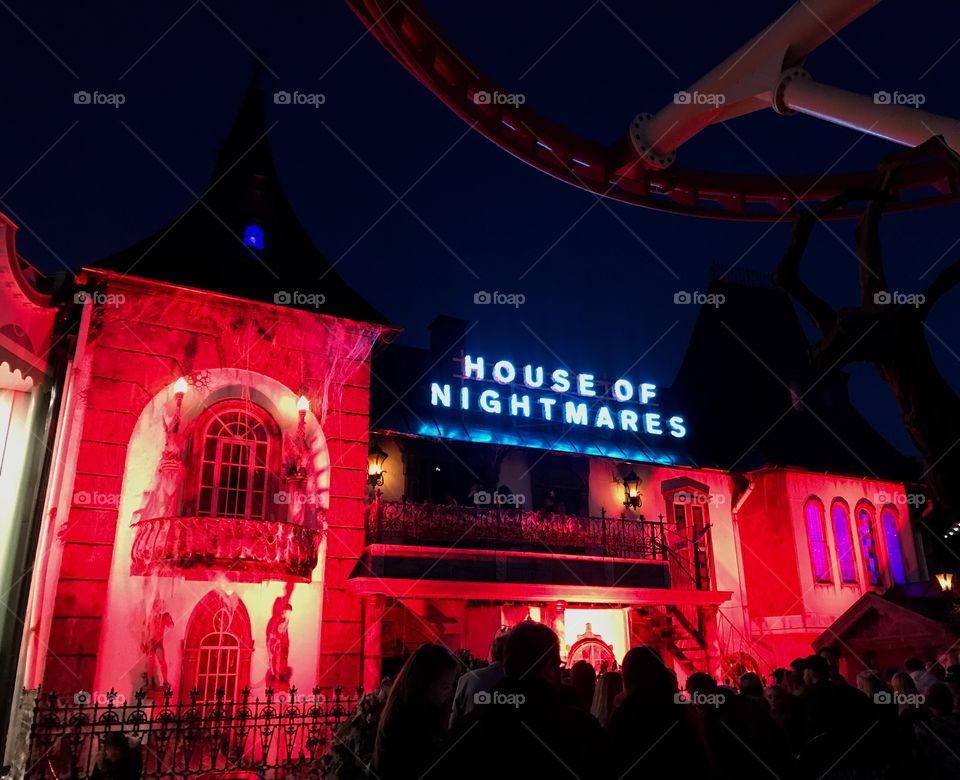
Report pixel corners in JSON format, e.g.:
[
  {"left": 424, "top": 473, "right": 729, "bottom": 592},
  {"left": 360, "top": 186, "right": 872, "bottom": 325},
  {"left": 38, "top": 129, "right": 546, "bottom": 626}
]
[{"left": 323, "top": 621, "right": 960, "bottom": 779}]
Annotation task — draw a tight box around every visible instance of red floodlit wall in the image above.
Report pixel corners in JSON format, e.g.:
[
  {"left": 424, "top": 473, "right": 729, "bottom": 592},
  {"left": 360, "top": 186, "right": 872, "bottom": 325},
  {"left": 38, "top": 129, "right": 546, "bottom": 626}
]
[
  {"left": 736, "top": 470, "right": 802, "bottom": 619},
  {"left": 736, "top": 468, "right": 919, "bottom": 669},
  {"left": 38, "top": 271, "right": 382, "bottom": 696}
]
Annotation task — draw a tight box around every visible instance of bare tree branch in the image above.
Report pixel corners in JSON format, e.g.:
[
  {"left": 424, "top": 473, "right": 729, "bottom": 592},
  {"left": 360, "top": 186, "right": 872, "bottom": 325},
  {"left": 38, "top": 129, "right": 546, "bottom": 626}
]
[
  {"left": 879, "top": 134, "right": 960, "bottom": 178},
  {"left": 774, "top": 187, "right": 874, "bottom": 334},
  {"left": 919, "top": 257, "right": 960, "bottom": 318},
  {"left": 855, "top": 178, "right": 895, "bottom": 306}
]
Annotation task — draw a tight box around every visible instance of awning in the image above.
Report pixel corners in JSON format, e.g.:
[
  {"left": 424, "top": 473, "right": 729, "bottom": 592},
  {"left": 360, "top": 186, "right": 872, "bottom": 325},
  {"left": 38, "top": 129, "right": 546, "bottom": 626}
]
[{"left": 348, "top": 544, "right": 734, "bottom": 606}]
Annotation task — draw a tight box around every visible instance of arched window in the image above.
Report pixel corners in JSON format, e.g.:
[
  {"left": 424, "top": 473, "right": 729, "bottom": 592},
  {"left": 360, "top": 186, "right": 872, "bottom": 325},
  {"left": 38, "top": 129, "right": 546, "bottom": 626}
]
[
  {"left": 195, "top": 402, "right": 277, "bottom": 520},
  {"left": 804, "top": 498, "right": 832, "bottom": 583},
  {"left": 181, "top": 591, "right": 253, "bottom": 703},
  {"left": 856, "top": 503, "right": 882, "bottom": 587},
  {"left": 831, "top": 500, "right": 857, "bottom": 584},
  {"left": 881, "top": 506, "right": 906, "bottom": 584}
]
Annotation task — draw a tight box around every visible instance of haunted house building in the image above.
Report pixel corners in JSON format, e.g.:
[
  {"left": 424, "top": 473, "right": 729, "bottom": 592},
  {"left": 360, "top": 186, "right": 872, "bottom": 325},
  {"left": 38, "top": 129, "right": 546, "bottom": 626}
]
[{"left": 0, "top": 77, "right": 954, "bottom": 769}]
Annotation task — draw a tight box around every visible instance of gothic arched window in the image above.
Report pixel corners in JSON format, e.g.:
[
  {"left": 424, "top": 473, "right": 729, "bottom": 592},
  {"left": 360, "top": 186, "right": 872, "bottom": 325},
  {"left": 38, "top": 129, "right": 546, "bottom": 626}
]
[
  {"left": 804, "top": 497, "right": 832, "bottom": 584},
  {"left": 194, "top": 402, "right": 278, "bottom": 520},
  {"left": 181, "top": 591, "right": 253, "bottom": 702},
  {"left": 831, "top": 499, "right": 858, "bottom": 584},
  {"left": 856, "top": 502, "right": 882, "bottom": 587},
  {"left": 881, "top": 505, "right": 907, "bottom": 584}
]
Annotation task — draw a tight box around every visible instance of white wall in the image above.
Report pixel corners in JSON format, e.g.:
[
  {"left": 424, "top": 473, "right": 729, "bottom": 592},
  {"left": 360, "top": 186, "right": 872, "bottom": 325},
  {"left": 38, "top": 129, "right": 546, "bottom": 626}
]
[{"left": 95, "top": 369, "right": 330, "bottom": 699}]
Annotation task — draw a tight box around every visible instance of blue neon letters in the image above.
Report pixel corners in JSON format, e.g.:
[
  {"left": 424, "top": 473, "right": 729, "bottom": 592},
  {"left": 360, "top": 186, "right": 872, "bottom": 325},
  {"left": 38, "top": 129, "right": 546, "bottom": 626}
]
[{"left": 430, "top": 355, "right": 687, "bottom": 438}]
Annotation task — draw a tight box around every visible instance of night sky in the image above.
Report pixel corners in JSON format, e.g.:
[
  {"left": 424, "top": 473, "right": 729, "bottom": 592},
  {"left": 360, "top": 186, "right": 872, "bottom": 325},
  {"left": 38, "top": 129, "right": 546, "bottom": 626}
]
[{"left": 2, "top": 0, "right": 960, "bottom": 457}]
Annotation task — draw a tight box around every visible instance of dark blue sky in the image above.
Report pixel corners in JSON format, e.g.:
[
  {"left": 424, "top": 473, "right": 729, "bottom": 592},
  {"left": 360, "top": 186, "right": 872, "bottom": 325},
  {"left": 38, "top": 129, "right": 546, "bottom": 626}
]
[{"left": 2, "top": 0, "right": 959, "bottom": 456}]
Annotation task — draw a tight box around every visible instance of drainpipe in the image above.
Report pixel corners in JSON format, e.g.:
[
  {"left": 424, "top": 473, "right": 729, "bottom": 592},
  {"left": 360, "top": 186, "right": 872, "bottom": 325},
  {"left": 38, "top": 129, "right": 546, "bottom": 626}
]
[{"left": 729, "top": 473, "right": 755, "bottom": 644}]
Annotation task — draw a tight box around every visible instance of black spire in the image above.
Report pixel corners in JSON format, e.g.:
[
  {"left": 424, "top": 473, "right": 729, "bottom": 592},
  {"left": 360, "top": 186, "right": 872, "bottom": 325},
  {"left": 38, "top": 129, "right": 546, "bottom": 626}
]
[{"left": 93, "top": 70, "right": 387, "bottom": 325}]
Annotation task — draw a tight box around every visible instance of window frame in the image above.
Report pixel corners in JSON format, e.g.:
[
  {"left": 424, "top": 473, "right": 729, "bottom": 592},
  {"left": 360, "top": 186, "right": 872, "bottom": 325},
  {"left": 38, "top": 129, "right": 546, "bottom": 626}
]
[
  {"left": 181, "top": 591, "right": 253, "bottom": 703},
  {"left": 803, "top": 497, "right": 833, "bottom": 584},
  {"left": 855, "top": 501, "right": 883, "bottom": 588},
  {"left": 830, "top": 499, "right": 858, "bottom": 585},
  {"left": 880, "top": 504, "right": 907, "bottom": 585},
  {"left": 183, "top": 400, "right": 282, "bottom": 520}
]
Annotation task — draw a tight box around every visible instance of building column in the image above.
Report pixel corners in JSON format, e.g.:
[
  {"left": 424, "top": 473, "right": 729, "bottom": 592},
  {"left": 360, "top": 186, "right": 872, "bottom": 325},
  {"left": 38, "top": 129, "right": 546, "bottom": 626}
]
[
  {"left": 698, "top": 604, "right": 722, "bottom": 680},
  {"left": 361, "top": 595, "right": 385, "bottom": 692}
]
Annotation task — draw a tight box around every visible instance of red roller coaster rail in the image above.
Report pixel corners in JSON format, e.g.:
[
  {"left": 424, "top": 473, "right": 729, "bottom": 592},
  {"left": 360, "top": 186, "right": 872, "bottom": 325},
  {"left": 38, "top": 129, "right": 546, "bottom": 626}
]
[{"left": 347, "top": 0, "right": 960, "bottom": 221}]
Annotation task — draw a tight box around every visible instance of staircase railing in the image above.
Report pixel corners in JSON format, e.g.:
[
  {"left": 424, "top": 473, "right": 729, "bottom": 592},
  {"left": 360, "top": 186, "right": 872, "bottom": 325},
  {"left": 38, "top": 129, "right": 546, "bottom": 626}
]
[{"left": 716, "top": 608, "right": 778, "bottom": 676}]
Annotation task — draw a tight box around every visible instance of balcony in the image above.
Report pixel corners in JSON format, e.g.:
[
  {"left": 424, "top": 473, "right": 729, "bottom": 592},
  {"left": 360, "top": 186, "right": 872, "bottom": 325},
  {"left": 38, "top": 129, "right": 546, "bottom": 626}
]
[
  {"left": 130, "top": 515, "right": 324, "bottom": 582},
  {"left": 365, "top": 499, "right": 667, "bottom": 561}
]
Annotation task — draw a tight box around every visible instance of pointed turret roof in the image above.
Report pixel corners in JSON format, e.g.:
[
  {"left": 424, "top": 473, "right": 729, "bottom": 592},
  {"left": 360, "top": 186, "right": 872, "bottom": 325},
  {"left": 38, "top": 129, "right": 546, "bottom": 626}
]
[
  {"left": 671, "top": 271, "right": 917, "bottom": 479},
  {"left": 93, "top": 70, "right": 387, "bottom": 325}
]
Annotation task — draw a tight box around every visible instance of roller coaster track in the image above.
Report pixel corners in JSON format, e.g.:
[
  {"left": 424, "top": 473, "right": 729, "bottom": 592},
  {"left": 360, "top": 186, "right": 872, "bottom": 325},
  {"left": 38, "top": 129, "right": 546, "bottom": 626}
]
[{"left": 347, "top": 0, "right": 960, "bottom": 221}]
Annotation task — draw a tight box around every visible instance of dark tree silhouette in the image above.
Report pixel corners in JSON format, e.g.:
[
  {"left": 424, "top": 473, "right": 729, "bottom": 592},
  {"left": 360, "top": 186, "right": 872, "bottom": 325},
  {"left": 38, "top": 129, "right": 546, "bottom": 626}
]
[{"left": 774, "top": 136, "right": 960, "bottom": 551}]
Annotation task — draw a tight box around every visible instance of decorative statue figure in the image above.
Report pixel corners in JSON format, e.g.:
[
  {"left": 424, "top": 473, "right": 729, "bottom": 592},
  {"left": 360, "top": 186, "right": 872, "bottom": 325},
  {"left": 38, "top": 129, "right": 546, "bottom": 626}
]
[
  {"left": 266, "top": 584, "right": 294, "bottom": 689},
  {"left": 141, "top": 596, "right": 174, "bottom": 688},
  {"left": 133, "top": 413, "right": 187, "bottom": 524}
]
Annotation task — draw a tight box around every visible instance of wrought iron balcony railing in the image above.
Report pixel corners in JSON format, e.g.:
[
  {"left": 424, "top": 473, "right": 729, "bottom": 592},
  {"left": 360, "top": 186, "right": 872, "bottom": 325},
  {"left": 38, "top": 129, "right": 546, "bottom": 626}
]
[
  {"left": 365, "top": 499, "right": 667, "bottom": 560},
  {"left": 130, "top": 515, "right": 323, "bottom": 582}
]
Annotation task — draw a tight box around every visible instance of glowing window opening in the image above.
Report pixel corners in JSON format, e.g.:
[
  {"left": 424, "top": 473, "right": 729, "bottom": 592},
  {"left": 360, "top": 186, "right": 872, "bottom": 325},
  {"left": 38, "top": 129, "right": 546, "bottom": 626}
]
[
  {"left": 198, "top": 406, "right": 272, "bottom": 520},
  {"left": 804, "top": 498, "right": 832, "bottom": 584},
  {"left": 831, "top": 501, "right": 858, "bottom": 584},
  {"left": 857, "top": 505, "right": 882, "bottom": 587},
  {"left": 881, "top": 507, "right": 906, "bottom": 584},
  {"left": 195, "top": 608, "right": 241, "bottom": 702}
]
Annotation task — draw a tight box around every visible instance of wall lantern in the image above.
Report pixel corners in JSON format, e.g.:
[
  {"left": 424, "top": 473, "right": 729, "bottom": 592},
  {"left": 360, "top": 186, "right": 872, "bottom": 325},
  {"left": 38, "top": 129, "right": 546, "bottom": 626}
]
[
  {"left": 622, "top": 470, "right": 642, "bottom": 509},
  {"left": 936, "top": 572, "right": 955, "bottom": 593},
  {"left": 368, "top": 443, "right": 388, "bottom": 488}
]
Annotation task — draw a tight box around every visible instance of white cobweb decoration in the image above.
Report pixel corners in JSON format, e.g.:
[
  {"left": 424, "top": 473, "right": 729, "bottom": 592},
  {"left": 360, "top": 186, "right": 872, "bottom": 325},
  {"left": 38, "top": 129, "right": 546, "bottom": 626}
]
[{"left": 313, "top": 319, "right": 384, "bottom": 425}]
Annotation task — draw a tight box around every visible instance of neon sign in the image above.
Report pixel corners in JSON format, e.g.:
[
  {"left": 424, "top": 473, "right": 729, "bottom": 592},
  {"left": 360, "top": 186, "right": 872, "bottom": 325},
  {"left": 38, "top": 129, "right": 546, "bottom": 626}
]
[{"left": 429, "top": 355, "right": 687, "bottom": 438}]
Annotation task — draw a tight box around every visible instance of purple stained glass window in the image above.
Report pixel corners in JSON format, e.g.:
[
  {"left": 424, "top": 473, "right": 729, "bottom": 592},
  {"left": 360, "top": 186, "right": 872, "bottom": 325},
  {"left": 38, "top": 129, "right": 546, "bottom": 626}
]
[
  {"left": 858, "top": 507, "right": 881, "bottom": 587},
  {"left": 881, "top": 508, "right": 906, "bottom": 584},
  {"left": 832, "top": 502, "right": 857, "bottom": 583},
  {"left": 805, "top": 499, "right": 831, "bottom": 583}
]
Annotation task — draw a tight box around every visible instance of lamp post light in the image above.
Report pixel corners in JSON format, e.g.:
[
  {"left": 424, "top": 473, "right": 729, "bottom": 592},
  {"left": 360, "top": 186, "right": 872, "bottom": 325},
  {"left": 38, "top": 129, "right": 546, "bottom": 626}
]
[
  {"left": 368, "top": 443, "right": 388, "bottom": 488},
  {"left": 297, "top": 394, "right": 309, "bottom": 439},
  {"left": 936, "top": 572, "right": 955, "bottom": 594},
  {"left": 622, "top": 470, "right": 642, "bottom": 510}
]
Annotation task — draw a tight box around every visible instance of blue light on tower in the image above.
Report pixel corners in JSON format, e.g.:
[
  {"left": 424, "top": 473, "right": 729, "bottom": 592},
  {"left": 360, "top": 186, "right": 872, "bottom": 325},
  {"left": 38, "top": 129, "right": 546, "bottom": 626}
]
[{"left": 243, "top": 224, "right": 265, "bottom": 250}]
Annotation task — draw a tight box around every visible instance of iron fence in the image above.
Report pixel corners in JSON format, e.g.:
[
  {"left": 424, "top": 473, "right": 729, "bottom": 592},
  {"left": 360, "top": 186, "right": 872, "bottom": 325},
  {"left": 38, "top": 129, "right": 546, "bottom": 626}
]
[{"left": 25, "top": 686, "right": 360, "bottom": 780}]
